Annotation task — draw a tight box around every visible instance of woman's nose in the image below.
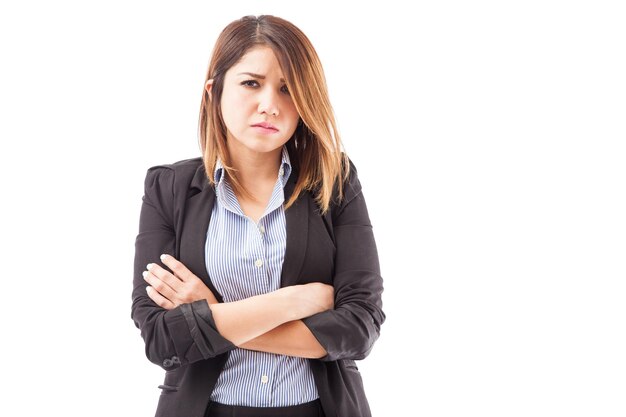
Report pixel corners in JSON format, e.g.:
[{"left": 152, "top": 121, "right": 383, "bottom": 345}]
[{"left": 257, "top": 89, "right": 280, "bottom": 117}]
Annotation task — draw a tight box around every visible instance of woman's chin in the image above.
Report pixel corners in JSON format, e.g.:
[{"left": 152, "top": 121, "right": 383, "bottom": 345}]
[{"left": 230, "top": 138, "right": 287, "bottom": 155}]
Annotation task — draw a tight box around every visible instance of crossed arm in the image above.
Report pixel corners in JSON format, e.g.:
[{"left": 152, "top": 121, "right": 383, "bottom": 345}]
[
  {"left": 131, "top": 162, "right": 384, "bottom": 371},
  {"left": 142, "top": 254, "right": 333, "bottom": 359}
]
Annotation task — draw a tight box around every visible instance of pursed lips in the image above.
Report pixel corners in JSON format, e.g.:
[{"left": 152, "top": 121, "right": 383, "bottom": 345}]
[{"left": 252, "top": 122, "right": 278, "bottom": 131}]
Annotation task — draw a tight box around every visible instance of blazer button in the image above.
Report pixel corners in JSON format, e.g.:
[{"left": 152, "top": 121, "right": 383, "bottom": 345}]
[
  {"left": 172, "top": 356, "right": 180, "bottom": 365},
  {"left": 163, "top": 358, "right": 173, "bottom": 368}
]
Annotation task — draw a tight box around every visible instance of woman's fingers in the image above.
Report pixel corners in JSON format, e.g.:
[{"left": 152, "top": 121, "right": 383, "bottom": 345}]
[
  {"left": 145, "top": 285, "right": 176, "bottom": 310},
  {"left": 145, "top": 262, "right": 180, "bottom": 290},
  {"left": 143, "top": 269, "right": 177, "bottom": 302},
  {"left": 160, "top": 254, "right": 193, "bottom": 281},
  {"left": 158, "top": 254, "right": 216, "bottom": 303},
  {"left": 145, "top": 254, "right": 217, "bottom": 305}
]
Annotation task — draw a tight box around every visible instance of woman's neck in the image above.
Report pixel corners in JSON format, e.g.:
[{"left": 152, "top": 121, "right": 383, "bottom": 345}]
[{"left": 227, "top": 143, "right": 282, "bottom": 188}]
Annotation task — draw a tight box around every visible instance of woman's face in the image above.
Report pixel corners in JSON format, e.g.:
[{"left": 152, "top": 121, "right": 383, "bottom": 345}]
[{"left": 206, "top": 45, "right": 300, "bottom": 158}]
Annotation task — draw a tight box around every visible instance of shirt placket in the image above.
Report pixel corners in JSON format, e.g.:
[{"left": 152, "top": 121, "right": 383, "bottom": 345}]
[
  {"left": 258, "top": 353, "right": 276, "bottom": 405},
  {"left": 250, "top": 218, "right": 271, "bottom": 294},
  {"left": 210, "top": 157, "right": 295, "bottom": 406}
]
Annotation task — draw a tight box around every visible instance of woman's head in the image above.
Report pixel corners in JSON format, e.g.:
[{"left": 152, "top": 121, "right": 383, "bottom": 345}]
[
  {"left": 206, "top": 44, "right": 300, "bottom": 162},
  {"left": 198, "top": 15, "right": 349, "bottom": 214}
]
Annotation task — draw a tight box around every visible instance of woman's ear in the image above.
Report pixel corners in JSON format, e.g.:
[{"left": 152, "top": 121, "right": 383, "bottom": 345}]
[{"left": 205, "top": 79, "right": 214, "bottom": 101}]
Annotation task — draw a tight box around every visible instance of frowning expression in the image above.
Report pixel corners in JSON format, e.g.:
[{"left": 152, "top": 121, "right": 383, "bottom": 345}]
[{"left": 206, "top": 45, "right": 300, "bottom": 157}]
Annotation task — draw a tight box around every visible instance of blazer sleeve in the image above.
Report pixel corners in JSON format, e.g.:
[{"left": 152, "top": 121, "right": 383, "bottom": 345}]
[
  {"left": 302, "top": 159, "right": 386, "bottom": 361},
  {"left": 130, "top": 166, "right": 235, "bottom": 371}
]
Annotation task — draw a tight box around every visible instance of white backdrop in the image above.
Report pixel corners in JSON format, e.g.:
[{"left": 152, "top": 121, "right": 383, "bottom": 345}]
[{"left": 1, "top": 1, "right": 625, "bottom": 416}]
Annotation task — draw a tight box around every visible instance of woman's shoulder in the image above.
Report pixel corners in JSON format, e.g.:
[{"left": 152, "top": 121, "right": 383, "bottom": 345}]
[
  {"left": 142, "top": 157, "right": 205, "bottom": 223},
  {"left": 145, "top": 156, "right": 203, "bottom": 183},
  {"left": 146, "top": 156, "right": 203, "bottom": 174},
  {"left": 143, "top": 156, "right": 204, "bottom": 197},
  {"left": 332, "top": 152, "right": 363, "bottom": 208}
]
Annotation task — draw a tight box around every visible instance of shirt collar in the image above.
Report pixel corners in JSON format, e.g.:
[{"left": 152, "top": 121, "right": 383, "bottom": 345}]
[
  {"left": 278, "top": 145, "right": 292, "bottom": 186},
  {"left": 213, "top": 145, "right": 292, "bottom": 188}
]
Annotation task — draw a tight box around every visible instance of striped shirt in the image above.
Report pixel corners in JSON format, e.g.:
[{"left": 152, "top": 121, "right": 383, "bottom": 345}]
[{"left": 205, "top": 145, "right": 319, "bottom": 406}]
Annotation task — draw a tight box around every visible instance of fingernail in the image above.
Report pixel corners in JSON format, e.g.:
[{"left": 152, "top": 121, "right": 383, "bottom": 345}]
[
  {"left": 160, "top": 254, "right": 168, "bottom": 261},
  {"left": 146, "top": 263, "right": 153, "bottom": 270},
  {"left": 142, "top": 271, "right": 148, "bottom": 279},
  {"left": 146, "top": 286, "right": 152, "bottom": 293}
]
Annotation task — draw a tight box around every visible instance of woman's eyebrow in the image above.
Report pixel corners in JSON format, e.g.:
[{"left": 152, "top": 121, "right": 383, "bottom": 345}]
[{"left": 237, "top": 72, "right": 285, "bottom": 82}]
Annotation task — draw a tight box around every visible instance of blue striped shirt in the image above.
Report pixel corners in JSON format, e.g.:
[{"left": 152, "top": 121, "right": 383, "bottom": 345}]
[{"left": 205, "top": 145, "right": 319, "bottom": 406}]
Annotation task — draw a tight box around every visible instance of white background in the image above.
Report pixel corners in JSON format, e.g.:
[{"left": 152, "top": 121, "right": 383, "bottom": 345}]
[{"left": 1, "top": 1, "right": 625, "bottom": 416}]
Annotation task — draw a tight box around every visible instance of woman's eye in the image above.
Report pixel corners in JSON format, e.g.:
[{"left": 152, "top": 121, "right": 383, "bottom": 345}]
[
  {"left": 241, "top": 80, "right": 259, "bottom": 87},
  {"left": 240, "top": 80, "right": 289, "bottom": 95}
]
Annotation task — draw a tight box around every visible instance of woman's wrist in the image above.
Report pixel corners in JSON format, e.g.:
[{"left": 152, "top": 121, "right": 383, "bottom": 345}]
[
  {"left": 273, "top": 286, "right": 304, "bottom": 322},
  {"left": 274, "top": 283, "right": 334, "bottom": 321},
  {"left": 207, "top": 287, "right": 303, "bottom": 346}
]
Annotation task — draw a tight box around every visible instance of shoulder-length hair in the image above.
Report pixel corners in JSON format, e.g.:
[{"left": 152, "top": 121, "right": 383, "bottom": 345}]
[{"left": 198, "top": 14, "right": 350, "bottom": 215}]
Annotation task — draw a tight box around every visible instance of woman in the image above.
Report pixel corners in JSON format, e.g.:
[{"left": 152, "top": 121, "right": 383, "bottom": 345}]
[{"left": 131, "top": 15, "right": 385, "bottom": 417}]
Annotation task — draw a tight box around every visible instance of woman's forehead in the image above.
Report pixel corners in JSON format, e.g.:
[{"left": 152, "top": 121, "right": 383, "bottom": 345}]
[{"left": 228, "top": 46, "right": 284, "bottom": 76}]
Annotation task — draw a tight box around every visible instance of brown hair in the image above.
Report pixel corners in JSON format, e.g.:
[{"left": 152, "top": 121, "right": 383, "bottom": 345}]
[{"left": 197, "top": 15, "right": 350, "bottom": 215}]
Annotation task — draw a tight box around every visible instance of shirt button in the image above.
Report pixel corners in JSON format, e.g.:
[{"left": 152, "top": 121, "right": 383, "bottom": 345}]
[
  {"left": 259, "top": 225, "right": 265, "bottom": 234},
  {"left": 255, "top": 258, "right": 263, "bottom": 268},
  {"left": 261, "top": 375, "right": 269, "bottom": 384},
  {"left": 278, "top": 167, "right": 284, "bottom": 177}
]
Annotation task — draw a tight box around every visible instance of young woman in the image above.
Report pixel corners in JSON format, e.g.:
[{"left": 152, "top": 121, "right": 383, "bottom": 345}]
[{"left": 131, "top": 15, "right": 385, "bottom": 417}]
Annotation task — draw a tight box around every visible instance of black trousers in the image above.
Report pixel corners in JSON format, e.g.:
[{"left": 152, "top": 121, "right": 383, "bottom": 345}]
[{"left": 204, "top": 399, "right": 325, "bottom": 417}]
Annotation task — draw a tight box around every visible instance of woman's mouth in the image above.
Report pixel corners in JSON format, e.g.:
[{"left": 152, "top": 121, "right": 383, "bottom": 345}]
[{"left": 251, "top": 122, "right": 279, "bottom": 134}]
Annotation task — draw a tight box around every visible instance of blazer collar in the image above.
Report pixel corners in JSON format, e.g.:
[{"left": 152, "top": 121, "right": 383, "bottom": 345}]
[{"left": 180, "top": 157, "right": 309, "bottom": 301}]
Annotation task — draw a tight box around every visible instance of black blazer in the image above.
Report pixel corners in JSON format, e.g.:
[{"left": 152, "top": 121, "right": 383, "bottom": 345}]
[{"left": 131, "top": 153, "right": 385, "bottom": 417}]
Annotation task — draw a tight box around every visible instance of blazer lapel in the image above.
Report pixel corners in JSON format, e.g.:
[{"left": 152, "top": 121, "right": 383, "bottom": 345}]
[
  {"left": 280, "top": 168, "right": 309, "bottom": 288},
  {"left": 178, "top": 163, "right": 222, "bottom": 300}
]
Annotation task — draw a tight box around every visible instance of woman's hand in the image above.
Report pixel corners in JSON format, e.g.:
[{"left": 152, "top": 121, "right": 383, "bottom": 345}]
[
  {"left": 143, "top": 254, "right": 218, "bottom": 310},
  {"left": 286, "top": 282, "right": 335, "bottom": 319}
]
